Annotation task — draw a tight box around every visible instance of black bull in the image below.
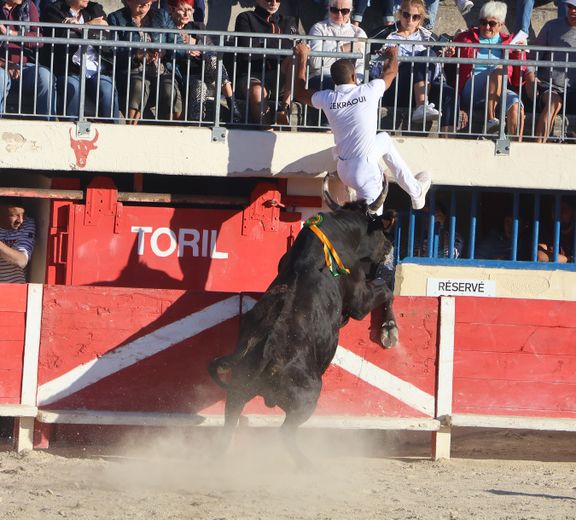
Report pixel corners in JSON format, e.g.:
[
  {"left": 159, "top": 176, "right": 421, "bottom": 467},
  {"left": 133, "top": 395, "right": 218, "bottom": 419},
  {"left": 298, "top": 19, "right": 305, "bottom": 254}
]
[{"left": 208, "top": 202, "right": 398, "bottom": 463}]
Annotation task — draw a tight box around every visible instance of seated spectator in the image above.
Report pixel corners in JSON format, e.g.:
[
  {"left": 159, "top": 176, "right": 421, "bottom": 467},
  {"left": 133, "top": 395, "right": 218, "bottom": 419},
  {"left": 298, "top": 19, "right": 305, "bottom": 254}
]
[
  {"left": 369, "top": 0, "right": 461, "bottom": 134},
  {"left": 234, "top": 0, "right": 299, "bottom": 126},
  {"left": 450, "top": 1, "right": 526, "bottom": 140},
  {"left": 108, "top": 0, "right": 182, "bottom": 124},
  {"left": 419, "top": 202, "right": 465, "bottom": 258},
  {"left": 308, "top": 0, "right": 366, "bottom": 91},
  {"left": 523, "top": 0, "right": 576, "bottom": 143},
  {"left": 166, "top": 0, "right": 241, "bottom": 122},
  {"left": 476, "top": 213, "right": 525, "bottom": 260},
  {"left": 538, "top": 199, "right": 574, "bottom": 263},
  {"left": 0, "top": 0, "right": 56, "bottom": 118},
  {"left": 0, "top": 197, "right": 35, "bottom": 284},
  {"left": 161, "top": 0, "right": 204, "bottom": 22},
  {"left": 41, "top": 0, "right": 119, "bottom": 121}
]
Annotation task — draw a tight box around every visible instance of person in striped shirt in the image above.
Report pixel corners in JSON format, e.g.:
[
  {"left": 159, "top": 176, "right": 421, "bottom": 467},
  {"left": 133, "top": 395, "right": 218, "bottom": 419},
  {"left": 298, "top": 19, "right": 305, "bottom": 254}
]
[{"left": 0, "top": 197, "right": 36, "bottom": 284}]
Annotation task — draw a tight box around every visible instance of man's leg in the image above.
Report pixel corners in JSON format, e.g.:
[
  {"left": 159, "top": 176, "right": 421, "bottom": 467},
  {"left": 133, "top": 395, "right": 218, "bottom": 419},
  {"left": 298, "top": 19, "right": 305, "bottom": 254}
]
[
  {"left": 336, "top": 156, "right": 384, "bottom": 212},
  {"left": 374, "top": 131, "right": 431, "bottom": 210},
  {"left": 0, "top": 68, "right": 11, "bottom": 114},
  {"left": 536, "top": 91, "right": 562, "bottom": 143}
]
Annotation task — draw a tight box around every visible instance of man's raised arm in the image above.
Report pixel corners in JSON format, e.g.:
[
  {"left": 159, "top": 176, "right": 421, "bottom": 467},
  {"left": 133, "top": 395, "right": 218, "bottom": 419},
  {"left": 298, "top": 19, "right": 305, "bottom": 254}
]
[
  {"left": 293, "top": 42, "right": 317, "bottom": 107},
  {"left": 380, "top": 45, "right": 399, "bottom": 90}
]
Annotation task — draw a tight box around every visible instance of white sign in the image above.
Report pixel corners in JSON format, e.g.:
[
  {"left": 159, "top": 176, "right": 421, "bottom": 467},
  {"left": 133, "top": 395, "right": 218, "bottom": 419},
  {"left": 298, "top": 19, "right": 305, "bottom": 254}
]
[{"left": 427, "top": 278, "right": 496, "bottom": 297}]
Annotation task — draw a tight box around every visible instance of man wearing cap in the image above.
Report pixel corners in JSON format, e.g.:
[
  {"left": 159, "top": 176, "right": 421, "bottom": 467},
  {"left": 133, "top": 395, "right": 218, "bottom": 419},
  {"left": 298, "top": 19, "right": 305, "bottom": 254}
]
[
  {"left": 0, "top": 198, "right": 36, "bottom": 284},
  {"left": 293, "top": 41, "right": 431, "bottom": 213},
  {"left": 524, "top": 0, "right": 576, "bottom": 143}
]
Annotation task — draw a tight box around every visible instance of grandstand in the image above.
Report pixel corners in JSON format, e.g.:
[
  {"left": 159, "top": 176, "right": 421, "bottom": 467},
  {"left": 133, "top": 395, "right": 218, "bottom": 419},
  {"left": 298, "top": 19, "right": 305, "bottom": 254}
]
[{"left": 0, "top": 0, "right": 574, "bottom": 302}]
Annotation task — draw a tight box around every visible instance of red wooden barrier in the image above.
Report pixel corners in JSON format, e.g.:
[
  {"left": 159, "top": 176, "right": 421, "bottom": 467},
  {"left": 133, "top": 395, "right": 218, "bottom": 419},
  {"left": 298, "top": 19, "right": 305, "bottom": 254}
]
[
  {"left": 36, "top": 286, "right": 439, "bottom": 423},
  {"left": 453, "top": 298, "right": 576, "bottom": 419},
  {"left": 0, "top": 285, "right": 27, "bottom": 404}
]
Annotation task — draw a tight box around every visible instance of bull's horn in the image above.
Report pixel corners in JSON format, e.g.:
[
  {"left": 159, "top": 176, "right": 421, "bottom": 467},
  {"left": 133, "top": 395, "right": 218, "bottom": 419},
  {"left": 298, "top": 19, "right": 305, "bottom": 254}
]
[
  {"left": 322, "top": 173, "right": 342, "bottom": 212},
  {"left": 367, "top": 175, "right": 389, "bottom": 215}
]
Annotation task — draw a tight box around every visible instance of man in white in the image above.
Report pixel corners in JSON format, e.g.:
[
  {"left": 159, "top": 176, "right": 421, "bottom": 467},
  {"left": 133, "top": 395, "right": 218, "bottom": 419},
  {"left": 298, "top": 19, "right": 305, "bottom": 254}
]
[{"left": 293, "top": 41, "right": 431, "bottom": 212}]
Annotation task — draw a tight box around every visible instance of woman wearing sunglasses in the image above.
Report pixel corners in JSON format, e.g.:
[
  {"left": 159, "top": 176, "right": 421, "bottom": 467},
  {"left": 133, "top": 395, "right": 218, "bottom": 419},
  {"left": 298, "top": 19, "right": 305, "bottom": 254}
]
[
  {"left": 307, "top": 0, "right": 366, "bottom": 90},
  {"left": 450, "top": 0, "right": 526, "bottom": 139},
  {"left": 370, "top": 0, "right": 459, "bottom": 134}
]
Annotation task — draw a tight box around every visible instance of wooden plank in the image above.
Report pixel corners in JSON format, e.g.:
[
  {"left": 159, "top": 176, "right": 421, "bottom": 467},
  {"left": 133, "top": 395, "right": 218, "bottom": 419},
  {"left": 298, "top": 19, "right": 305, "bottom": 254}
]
[
  {"left": 37, "top": 409, "right": 441, "bottom": 431},
  {"left": 454, "top": 351, "right": 576, "bottom": 384},
  {"left": 0, "top": 404, "right": 37, "bottom": 417},
  {"left": 456, "top": 323, "right": 576, "bottom": 355},
  {"left": 0, "top": 285, "right": 27, "bottom": 312},
  {"left": 433, "top": 297, "right": 455, "bottom": 461},
  {"left": 456, "top": 298, "right": 576, "bottom": 327},
  {"left": 453, "top": 379, "right": 576, "bottom": 416},
  {"left": 21, "top": 284, "right": 43, "bottom": 407},
  {"left": 452, "top": 414, "right": 576, "bottom": 431},
  {"left": 0, "top": 313, "right": 26, "bottom": 341}
]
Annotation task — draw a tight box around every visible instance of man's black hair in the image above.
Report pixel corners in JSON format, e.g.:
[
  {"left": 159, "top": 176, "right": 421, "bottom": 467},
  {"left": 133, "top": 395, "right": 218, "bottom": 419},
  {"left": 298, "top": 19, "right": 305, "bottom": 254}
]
[
  {"left": 0, "top": 196, "right": 25, "bottom": 208},
  {"left": 330, "top": 59, "right": 356, "bottom": 85}
]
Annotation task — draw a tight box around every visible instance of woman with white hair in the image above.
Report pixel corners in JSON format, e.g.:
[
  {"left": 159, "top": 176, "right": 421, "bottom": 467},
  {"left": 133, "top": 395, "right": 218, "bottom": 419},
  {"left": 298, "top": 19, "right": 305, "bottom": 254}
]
[
  {"left": 307, "top": 0, "right": 366, "bottom": 90},
  {"left": 450, "top": 0, "right": 526, "bottom": 139}
]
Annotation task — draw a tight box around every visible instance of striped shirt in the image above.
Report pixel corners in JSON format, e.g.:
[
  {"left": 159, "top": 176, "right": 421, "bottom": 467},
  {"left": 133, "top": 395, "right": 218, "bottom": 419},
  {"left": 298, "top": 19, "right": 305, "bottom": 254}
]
[{"left": 0, "top": 218, "right": 36, "bottom": 284}]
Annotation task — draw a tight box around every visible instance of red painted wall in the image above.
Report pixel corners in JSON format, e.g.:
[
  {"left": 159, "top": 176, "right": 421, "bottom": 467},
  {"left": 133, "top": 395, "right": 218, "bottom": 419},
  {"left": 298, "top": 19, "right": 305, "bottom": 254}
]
[
  {"left": 453, "top": 298, "right": 576, "bottom": 418},
  {"left": 0, "top": 285, "right": 27, "bottom": 404}
]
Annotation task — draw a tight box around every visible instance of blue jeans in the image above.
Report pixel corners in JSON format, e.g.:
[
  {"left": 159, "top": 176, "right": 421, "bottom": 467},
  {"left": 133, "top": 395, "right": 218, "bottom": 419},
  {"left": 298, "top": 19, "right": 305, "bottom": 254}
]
[
  {"left": 0, "top": 63, "right": 56, "bottom": 118},
  {"left": 514, "top": 0, "right": 534, "bottom": 33},
  {"left": 57, "top": 73, "right": 119, "bottom": 121},
  {"left": 461, "top": 67, "right": 522, "bottom": 115},
  {"left": 424, "top": 0, "right": 439, "bottom": 30}
]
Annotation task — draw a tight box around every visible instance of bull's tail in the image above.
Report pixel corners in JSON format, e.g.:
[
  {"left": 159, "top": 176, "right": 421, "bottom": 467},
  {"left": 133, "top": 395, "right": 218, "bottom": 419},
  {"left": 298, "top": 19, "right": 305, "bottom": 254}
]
[{"left": 208, "top": 355, "right": 236, "bottom": 389}]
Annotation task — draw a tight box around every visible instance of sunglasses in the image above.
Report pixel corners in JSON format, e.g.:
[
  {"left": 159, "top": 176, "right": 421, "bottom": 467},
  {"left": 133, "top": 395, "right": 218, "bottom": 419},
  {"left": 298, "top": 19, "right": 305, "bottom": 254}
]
[
  {"left": 329, "top": 6, "right": 351, "bottom": 14},
  {"left": 479, "top": 18, "right": 499, "bottom": 28},
  {"left": 401, "top": 11, "right": 422, "bottom": 21}
]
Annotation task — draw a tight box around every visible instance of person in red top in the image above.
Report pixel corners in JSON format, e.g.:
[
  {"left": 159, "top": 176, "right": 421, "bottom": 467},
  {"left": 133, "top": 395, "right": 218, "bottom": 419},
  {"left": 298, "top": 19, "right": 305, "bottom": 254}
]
[
  {"left": 0, "top": 0, "right": 55, "bottom": 117},
  {"left": 447, "top": 0, "right": 526, "bottom": 139}
]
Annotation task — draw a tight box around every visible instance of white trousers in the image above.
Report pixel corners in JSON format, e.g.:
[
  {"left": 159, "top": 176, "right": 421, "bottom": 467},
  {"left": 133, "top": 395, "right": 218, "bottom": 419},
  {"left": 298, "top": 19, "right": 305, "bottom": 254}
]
[{"left": 336, "top": 132, "right": 421, "bottom": 210}]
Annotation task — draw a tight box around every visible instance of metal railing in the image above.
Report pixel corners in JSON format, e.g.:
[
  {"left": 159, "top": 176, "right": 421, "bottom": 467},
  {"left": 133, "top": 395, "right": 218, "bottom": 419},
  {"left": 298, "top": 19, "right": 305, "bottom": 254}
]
[
  {"left": 1, "top": 23, "right": 576, "bottom": 143},
  {"left": 393, "top": 187, "right": 576, "bottom": 269}
]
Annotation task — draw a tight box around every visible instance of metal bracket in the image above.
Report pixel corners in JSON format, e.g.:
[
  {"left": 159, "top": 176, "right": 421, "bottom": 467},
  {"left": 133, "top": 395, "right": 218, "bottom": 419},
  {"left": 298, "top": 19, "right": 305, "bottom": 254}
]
[
  {"left": 75, "top": 121, "right": 92, "bottom": 138},
  {"left": 495, "top": 137, "right": 510, "bottom": 156},
  {"left": 211, "top": 126, "right": 227, "bottom": 143}
]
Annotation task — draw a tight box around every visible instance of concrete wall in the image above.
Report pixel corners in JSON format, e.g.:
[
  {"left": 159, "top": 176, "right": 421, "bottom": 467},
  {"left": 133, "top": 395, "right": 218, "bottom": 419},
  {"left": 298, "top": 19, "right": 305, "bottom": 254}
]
[
  {"left": 396, "top": 263, "right": 576, "bottom": 301},
  {"left": 2, "top": 121, "right": 575, "bottom": 192}
]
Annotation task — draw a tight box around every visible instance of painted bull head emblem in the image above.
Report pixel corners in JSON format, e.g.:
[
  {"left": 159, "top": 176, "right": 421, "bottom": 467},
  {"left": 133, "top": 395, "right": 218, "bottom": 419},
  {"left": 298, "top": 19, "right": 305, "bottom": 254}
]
[{"left": 69, "top": 128, "right": 99, "bottom": 168}]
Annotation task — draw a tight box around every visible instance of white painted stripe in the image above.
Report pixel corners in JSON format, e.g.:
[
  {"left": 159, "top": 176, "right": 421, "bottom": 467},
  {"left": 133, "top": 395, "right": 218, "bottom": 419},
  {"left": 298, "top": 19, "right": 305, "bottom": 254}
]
[
  {"left": 21, "top": 284, "right": 43, "bottom": 407},
  {"left": 332, "top": 346, "right": 435, "bottom": 417},
  {"left": 241, "top": 295, "right": 257, "bottom": 314},
  {"left": 436, "top": 297, "right": 455, "bottom": 418},
  {"left": 37, "top": 295, "right": 242, "bottom": 406}
]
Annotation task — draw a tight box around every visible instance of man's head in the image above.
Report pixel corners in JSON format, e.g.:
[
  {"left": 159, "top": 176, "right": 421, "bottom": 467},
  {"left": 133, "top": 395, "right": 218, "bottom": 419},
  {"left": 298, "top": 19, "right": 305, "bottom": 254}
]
[
  {"left": 566, "top": 0, "right": 576, "bottom": 27},
  {"left": 0, "top": 198, "right": 26, "bottom": 231},
  {"left": 330, "top": 58, "right": 356, "bottom": 85}
]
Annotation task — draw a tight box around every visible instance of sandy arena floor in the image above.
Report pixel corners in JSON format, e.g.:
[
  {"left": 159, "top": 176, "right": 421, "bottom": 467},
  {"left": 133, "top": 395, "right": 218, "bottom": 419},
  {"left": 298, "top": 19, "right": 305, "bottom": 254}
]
[{"left": 0, "top": 427, "right": 575, "bottom": 520}]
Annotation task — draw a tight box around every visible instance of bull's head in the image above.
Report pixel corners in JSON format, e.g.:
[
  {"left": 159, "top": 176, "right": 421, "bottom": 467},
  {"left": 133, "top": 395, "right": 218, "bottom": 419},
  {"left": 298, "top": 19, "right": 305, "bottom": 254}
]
[
  {"left": 69, "top": 128, "right": 99, "bottom": 168},
  {"left": 322, "top": 173, "right": 388, "bottom": 216}
]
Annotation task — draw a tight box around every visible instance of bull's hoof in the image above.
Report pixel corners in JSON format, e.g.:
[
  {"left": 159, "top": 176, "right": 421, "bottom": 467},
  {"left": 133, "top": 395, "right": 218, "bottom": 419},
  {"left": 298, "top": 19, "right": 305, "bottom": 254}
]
[{"left": 380, "top": 321, "right": 399, "bottom": 349}]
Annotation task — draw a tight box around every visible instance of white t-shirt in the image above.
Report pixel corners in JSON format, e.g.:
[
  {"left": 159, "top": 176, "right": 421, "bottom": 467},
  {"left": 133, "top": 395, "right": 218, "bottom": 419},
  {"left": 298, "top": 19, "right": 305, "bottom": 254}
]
[{"left": 311, "top": 79, "right": 386, "bottom": 160}]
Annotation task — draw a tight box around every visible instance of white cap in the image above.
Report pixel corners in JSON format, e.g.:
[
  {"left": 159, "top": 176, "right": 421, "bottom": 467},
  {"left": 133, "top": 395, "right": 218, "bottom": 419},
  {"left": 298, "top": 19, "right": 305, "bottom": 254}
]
[{"left": 565, "top": 0, "right": 576, "bottom": 8}]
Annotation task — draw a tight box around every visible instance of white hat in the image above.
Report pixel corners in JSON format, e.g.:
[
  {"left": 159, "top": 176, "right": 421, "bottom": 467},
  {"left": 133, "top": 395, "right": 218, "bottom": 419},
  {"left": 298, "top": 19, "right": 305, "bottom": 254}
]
[{"left": 565, "top": 0, "right": 576, "bottom": 7}]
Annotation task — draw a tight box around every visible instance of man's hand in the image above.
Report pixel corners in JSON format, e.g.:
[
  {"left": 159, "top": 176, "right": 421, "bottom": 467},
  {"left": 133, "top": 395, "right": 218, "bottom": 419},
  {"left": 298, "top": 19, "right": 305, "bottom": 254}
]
[
  {"left": 293, "top": 41, "right": 310, "bottom": 63},
  {"left": 87, "top": 16, "right": 108, "bottom": 26},
  {"left": 380, "top": 44, "right": 398, "bottom": 87}
]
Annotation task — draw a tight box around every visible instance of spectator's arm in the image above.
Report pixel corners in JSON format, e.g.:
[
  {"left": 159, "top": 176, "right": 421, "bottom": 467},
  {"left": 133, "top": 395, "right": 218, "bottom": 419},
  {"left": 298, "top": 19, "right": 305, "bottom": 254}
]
[
  {"left": 293, "top": 42, "right": 316, "bottom": 106},
  {"left": 235, "top": 12, "right": 256, "bottom": 49},
  {"left": 0, "top": 241, "right": 29, "bottom": 270},
  {"left": 308, "top": 24, "right": 325, "bottom": 72}
]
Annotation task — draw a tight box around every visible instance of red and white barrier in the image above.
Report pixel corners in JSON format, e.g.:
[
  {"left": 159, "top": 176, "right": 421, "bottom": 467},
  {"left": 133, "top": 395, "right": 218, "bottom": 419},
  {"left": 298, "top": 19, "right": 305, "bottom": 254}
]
[{"left": 2, "top": 284, "right": 576, "bottom": 458}]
